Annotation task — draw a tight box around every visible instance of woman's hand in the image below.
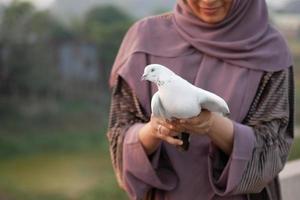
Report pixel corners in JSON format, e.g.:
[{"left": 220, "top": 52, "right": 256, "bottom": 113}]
[
  {"left": 139, "top": 110, "right": 233, "bottom": 155},
  {"left": 138, "top": 115, "right": 183, "bottom": 155},
  {"left": 171, "top": 109, "right": 234, "bottom": 155},
  {"left": 170, "top": 109, "right": 215, "bottom": 136},
  {"left": 151, "top": 116, "right": 184, "bottom": 146}
]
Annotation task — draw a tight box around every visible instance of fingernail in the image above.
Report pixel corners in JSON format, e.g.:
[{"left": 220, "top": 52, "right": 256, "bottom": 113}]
[{"left": 179, "top": 141, "right": 183, "bottom": 145}]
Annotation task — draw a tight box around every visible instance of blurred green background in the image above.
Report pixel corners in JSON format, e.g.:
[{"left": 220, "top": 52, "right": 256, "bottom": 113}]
[{"left": 0, "top": 0, "right": 299, "bottom": 200}]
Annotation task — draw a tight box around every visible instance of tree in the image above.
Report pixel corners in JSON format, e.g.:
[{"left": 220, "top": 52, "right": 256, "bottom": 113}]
[
  {"left": 0, "top": 1, "right": 70, "bottom": 97},
  {"left": 81, "top": 5, "right": 133, "bottom": 89}
]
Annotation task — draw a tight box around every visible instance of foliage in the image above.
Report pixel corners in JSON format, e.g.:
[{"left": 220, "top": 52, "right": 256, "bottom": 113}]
[
  {"left": 0, "top": 2, "right": 133, "bottom": 98},
  {"left": 80, "top": 5, "right": 133, "bottom": 88},
  {"left": 0, "top": 1, "right": 71, "bottom": 96}
]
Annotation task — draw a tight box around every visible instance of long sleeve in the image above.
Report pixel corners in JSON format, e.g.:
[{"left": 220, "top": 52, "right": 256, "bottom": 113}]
[
  {"left": 107, "top": 77, "right": 178, "bottom": 200},
  {"left": 208, "top": 67, "right": 294, "bottom": 197},
  {"left": 107, "top": 75, "right": 147, "bottom": 189}
]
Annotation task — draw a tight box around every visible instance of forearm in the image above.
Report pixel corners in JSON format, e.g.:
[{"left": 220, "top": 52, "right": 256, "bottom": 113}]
[{"left": 208, "top": 113, "right": 234, "bottom": 155}]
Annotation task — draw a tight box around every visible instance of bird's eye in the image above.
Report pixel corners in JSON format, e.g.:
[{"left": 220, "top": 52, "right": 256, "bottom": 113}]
[{"left": 151, "top": 69, "right": 155, "bottom": 72}]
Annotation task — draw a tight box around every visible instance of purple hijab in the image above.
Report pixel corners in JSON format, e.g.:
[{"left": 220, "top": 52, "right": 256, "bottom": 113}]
[{"left": 109, "top": 0, "right": 292, "bottom": 121}]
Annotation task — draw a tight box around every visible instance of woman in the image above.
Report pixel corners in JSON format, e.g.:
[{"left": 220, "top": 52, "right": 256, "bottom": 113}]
[{"left": 107, "top": 0, "right": 294, "bottom": 199}]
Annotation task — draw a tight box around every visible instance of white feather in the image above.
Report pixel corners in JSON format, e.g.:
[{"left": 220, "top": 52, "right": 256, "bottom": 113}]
[{"left": 142, "top": 64, "right": 230, "bottom": 119}]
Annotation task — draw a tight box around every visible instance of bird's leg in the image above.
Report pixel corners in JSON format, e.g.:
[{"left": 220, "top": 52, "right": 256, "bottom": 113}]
[{"left": 175, "top": 132, "right": 190, "bottom": 151}]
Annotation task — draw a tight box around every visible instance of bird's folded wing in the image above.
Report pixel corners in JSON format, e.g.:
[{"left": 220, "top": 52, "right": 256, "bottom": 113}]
[
  {"left": 151, "top": 92, "right": 169, "bottom": 119},
  {"left": 200, "top": 94, "right": 229, "bottom": 115}
]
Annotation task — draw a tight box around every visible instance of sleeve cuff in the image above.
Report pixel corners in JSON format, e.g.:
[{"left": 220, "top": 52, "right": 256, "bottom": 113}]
[
  {"left": 123, "top": 123, "right": 178, "bottom": 198},
  {"left": 208, "top": 121, "right": 256, "bottom": 196}
]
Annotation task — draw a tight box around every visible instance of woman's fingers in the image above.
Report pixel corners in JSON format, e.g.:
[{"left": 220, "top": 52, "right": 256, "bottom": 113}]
[
  {"left": 157, "top": 133, "right": 183, "bottom": 146},
  {"left": 180, "top": 110, "right": 212, "bottom": 125},
  {"left": 160, "top": 120, "right": 186, "bottom": 132},
  {"left": 184, "top": 119, "right": 210, "bottom": 129},
  {"left": 152, "top": 112, "right": 213, "bottom": 138},
  {"left": 156, "top": 124, "right": 176, "bottom": 137},
  {"left": 155, "top": 124, "right": 183, "bottom": 146},
  {"left": 163, "top": 135, "right": 183, "bottom": 146},
  {"left": 180, "top": 116, "right": 213, "bottom": 135}
]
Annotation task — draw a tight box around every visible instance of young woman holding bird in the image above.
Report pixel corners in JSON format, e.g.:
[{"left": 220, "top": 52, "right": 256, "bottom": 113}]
[{"left": 107, "top": 0, "right": 294, "bottom": 199}]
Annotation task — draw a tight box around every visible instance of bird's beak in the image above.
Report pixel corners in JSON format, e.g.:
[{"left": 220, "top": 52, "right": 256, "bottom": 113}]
[{"left": 141, "top": 74, "right": 147, "bottom": 81}]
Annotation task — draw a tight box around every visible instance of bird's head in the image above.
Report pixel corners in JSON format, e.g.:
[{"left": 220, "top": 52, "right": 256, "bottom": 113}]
[{"left": 141, "top": 64, "right": 174, "bottom": 86}]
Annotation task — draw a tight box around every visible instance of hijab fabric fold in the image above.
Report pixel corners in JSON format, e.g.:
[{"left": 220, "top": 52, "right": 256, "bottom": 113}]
[
  {"left": 172, "top": 0, "right": 293, "bottom": 71},
  {"left": 110, "top": 0, "right": 292, "bottom": 87}
]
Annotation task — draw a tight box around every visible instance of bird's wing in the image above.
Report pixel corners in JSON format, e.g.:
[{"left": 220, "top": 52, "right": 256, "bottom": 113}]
[
  {"left": 198, "top": 91, "right": 230, "bottom": 115},
  {"left": 151, "top": 92, "right": 170, "bottom": 119}
]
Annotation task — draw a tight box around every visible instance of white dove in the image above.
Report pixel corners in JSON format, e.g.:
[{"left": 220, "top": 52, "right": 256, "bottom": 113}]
[{"left": 141, "top": 64, "right": 230, "bottom": 151}]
